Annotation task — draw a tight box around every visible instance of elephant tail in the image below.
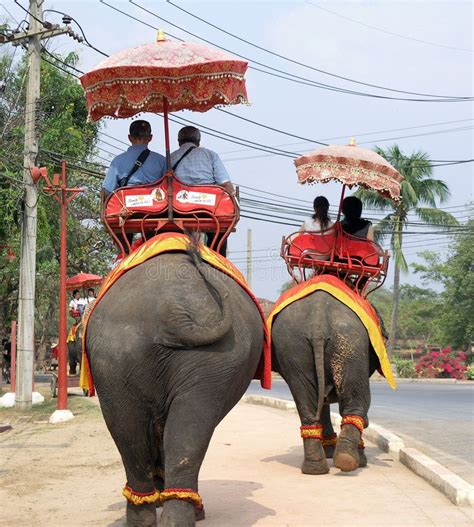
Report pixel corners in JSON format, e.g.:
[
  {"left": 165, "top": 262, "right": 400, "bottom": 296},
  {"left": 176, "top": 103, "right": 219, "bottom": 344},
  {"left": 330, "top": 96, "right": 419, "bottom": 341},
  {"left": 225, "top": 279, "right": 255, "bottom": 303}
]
[
  {"left": 312, "top": 337, "right": 326, "bottom": 423},
  {"left": 163, "top": 241, "right": 233, "bottom": 348}
]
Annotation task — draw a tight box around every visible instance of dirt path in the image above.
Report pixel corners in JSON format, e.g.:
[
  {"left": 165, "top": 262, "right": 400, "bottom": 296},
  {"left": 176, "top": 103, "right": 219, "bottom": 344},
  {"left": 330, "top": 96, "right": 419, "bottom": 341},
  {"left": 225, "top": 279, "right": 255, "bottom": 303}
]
[{"left": 0, "top": 387, "right": 472, "bottom": 526}]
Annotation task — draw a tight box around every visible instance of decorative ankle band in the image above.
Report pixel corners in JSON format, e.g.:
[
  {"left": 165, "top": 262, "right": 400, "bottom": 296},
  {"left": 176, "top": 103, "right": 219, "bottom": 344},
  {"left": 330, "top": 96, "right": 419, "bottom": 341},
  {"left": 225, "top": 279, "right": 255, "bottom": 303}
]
[
  {"left": 160, "top": 488, "right": 202, "bottom": 508},
  {"left": 358, "top": 438, "right": 365, "bottom": 450},
  {"left": 321, "top": 433, "right": 337, "bottom": 448},
  {"left": 341, "top": 415, "right": 365, "bottom": 434},
  {"left": 122, "top": 485, "right": 161, "bottom": 505},
  {"left": 300, "top": 425, "right": 323, "bottom": 439}
]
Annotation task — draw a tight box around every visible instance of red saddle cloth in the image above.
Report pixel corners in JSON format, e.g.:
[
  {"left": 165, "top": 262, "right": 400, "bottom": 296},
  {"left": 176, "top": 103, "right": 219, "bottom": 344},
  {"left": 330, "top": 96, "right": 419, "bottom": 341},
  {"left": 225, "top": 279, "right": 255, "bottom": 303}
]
[{"left": 81, "top": 233, "right": 271, "bottom": 394}]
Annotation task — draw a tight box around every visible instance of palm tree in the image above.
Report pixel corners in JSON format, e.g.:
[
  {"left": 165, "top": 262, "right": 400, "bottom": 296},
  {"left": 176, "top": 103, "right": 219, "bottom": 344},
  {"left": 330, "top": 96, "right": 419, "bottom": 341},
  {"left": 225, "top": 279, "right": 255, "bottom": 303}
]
[{"left": 356, "top": 145, "right": 459, "bottom": 355}]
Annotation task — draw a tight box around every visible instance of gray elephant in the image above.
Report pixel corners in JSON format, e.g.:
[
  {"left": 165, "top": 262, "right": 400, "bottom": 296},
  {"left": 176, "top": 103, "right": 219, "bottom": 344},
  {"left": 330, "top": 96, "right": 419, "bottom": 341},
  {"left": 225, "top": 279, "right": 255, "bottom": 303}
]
[
  {"left": 85, "top": 248, "right": 264, "bottom": 527},
  {"left": 67, "top": 329, "right": 82, "bottom": 375},
  {"left": 271, "top": 290, "right": 384, "bottom": 475}
]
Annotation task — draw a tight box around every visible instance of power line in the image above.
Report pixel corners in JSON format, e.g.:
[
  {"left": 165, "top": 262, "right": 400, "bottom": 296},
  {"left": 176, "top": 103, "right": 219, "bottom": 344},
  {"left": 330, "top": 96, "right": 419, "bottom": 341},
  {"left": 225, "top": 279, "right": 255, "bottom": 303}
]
[
  {"left": 106, "top": 0, "right": 472, "bottom": 103},
  {"left": 167, "top": 0, "right": 473, "bottom": 97},
  {"left": 218, "top": 118, "right": 474, "bottom": 155},
  {"left": 305, "top": 1, "right": 474, "bottom": 54}
]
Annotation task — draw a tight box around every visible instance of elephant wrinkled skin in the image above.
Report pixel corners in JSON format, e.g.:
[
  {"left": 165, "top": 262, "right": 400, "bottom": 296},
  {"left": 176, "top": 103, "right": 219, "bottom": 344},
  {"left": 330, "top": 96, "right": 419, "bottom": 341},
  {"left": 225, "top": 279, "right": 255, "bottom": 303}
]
[
  {"left": 86, "top": 251, "right": 263, "bottom": 527},
  {"left": 271, "top": 290, "right": 379, "bottom": 475}
]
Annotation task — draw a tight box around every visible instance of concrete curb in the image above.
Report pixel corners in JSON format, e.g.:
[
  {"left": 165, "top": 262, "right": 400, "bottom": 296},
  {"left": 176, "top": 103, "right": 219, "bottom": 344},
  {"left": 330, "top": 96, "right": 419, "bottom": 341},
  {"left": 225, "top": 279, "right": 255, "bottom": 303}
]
[{"left": 242, "top": 394, "right": 474, "bottom": 507}]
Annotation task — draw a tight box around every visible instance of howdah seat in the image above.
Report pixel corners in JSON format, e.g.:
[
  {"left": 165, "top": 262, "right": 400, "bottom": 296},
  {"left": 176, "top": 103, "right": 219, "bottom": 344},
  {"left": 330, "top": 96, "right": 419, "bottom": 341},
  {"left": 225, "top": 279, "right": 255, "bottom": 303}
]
[
  {"left": 102, "top": 173, "right": 239, "bottom": 255},
  {"left": 281, "top": 222, "right": 389, "bottom": 296}
]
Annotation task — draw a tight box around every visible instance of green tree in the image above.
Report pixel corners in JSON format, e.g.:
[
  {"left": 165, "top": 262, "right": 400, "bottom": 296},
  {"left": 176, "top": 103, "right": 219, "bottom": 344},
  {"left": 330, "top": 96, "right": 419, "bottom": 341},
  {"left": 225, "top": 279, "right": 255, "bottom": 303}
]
[
  {"left": 356, "top": 145, "right": 458, "bottom": 355},
  {"left": 413, "top": 221, "right": 474, "bottom": 351},
  {"left": 0, "top": 49, "right": 115, "bottom": 363}
]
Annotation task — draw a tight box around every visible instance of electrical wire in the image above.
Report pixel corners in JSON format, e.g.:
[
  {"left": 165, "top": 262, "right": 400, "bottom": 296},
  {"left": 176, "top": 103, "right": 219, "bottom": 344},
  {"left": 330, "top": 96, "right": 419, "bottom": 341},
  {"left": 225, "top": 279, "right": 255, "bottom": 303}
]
[
  {"left": 305, "top": 1, "right": 474, "bottom": 53},
  {"left": 127, "top": 0, "right": 472, "bottom": 103},
  {"left": 167, "top": 0, "right": 473, "bottom": 97}
]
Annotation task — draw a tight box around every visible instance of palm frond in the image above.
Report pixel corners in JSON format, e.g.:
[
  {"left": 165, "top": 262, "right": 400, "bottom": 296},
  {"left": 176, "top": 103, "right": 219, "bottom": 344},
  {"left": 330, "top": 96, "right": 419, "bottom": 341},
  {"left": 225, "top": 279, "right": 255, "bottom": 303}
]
[
  {"left": 414, "top": 178, "right": 451, "bottom": 206},
  {"left": 354, "top": 189, "right": 392, "bottom": 210},
  {"left": 414, "top": 207, "right": 460, "bottom": 226},
  {"left": 391, "top": 229, "right": 408, "bottom": 273},
  {"left": 373, "top": 213, "right": 393, "bottom": 244}
]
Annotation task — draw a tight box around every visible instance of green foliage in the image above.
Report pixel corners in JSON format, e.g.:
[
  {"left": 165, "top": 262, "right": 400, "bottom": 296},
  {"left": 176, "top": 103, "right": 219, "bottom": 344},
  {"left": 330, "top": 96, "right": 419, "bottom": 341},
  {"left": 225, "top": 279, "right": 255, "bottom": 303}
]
[
  {"left": 413, "top": 222, "right": 474, "bottom": 350},
  {"left": 465, "top": 366, "right": 474, "bottom": 381},
  {"left": 392, "top": 356, "right": 416, "bottom": 378},
  {"left": 0, "top": 49, "right": 115, "bottom": 358}
]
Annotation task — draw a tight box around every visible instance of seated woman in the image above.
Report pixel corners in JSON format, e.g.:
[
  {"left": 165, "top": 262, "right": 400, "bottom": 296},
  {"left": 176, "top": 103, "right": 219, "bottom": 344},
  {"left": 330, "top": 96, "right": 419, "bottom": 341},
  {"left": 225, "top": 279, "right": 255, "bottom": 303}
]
[
  {"left": 341, "top": 196, "right": 374, "bottom": 240},
  {"left": 300, "top": 196, "right": 333, "bottom": 232}
]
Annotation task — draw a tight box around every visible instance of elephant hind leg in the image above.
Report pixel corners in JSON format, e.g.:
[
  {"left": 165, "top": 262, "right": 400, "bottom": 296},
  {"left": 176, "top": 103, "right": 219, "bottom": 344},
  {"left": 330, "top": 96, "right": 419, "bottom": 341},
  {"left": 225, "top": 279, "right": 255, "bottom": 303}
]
[
  {"left": 333, "top": 424, "right": 361, "bottom": 472},
  {"left": 100, "top": 401, "right": 158, "bottom": 527},
  {"left": 160, "top": 396, "right": 222, "bottom": 527}
]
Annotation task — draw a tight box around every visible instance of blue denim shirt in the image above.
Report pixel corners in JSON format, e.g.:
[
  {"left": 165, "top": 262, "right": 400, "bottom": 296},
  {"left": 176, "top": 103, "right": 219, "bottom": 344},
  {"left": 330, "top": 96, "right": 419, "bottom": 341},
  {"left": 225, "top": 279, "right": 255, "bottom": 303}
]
[
  {"left": 170, "top": 143, "right": 230, "bottom": 185},
  {"left": 102, "top": 144, "right": 166, "bottom": 193}
]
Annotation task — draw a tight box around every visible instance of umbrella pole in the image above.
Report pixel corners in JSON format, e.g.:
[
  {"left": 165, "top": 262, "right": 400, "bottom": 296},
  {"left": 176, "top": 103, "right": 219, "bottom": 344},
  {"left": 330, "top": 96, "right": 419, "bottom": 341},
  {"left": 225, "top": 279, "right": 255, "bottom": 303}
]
[
  {"left": 336, "top": 184, "right": 346, "bottom": 222},
  {"left": 163, "top": 97, "right": 174, "bottom": 222},
  {"left": 163, "top": 97, "right": 171, "bottom": 169}
]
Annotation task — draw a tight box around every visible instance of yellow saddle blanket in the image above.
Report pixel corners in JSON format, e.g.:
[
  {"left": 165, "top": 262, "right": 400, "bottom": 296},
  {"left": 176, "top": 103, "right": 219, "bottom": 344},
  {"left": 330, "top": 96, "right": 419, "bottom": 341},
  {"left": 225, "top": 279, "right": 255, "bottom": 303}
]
[
  {"left": 267, "top": 275, "right": 396, "bottom": 389},
  {"left": 80, "top": 233, "right": 271, "bottom": 394}
]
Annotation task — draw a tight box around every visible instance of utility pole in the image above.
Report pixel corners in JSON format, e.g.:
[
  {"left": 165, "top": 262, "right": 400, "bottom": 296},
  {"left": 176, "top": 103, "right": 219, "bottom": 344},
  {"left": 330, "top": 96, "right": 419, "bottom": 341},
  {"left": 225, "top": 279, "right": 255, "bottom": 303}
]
[
  {"left": 15, "top": 0, "right": 43, "bottom": 410},
  {"left": 2, "top": 1, "right": 72, "bottom": 409},
  {"left": 246, "top": 228, "right": 252, "bottom": 289}
]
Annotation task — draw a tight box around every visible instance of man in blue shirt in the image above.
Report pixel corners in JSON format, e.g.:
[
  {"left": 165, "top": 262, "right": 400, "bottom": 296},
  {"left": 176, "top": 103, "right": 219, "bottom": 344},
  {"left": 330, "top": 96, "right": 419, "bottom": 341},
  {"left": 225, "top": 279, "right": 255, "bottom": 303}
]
[
  {"left": 102, "top": 120, "right": 166, "bottom": 196},
  {"left": 170, "top": 126, "right": 235, "bottom": 196},
  {"left": 170, "top": 126, "right": 236, "bottom": 256}
]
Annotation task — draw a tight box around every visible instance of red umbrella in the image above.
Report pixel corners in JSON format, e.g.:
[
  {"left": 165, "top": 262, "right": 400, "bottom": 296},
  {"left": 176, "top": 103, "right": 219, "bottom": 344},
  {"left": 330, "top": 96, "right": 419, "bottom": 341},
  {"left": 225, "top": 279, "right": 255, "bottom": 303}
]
[
  {"left": 80, "top": 32, "right": 248, "bottom": 164},
  {"left": 295, "top": 139, "right": 403, "bottom": 202},
  {"left": 66, "top": 273, "right": 102, "bottom": 291}
]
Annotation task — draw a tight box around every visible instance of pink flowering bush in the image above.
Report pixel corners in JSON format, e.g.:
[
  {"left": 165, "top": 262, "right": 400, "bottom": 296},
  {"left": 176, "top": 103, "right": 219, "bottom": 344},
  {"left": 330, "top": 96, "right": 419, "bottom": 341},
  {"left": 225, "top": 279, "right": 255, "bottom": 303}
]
[
  {"left": 415, "top": 347, "right": 467, "bottom": 379},
  {"left": 416, "top": 347, "right": 467, "bottom": 380}
]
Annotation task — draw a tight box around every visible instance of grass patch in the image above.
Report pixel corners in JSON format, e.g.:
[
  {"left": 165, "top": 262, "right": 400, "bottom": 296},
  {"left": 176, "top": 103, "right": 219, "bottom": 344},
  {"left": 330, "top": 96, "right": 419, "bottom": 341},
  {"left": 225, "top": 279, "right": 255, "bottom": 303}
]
[{"left": 0, "top": 385, "right": 100, "bottom": 428}]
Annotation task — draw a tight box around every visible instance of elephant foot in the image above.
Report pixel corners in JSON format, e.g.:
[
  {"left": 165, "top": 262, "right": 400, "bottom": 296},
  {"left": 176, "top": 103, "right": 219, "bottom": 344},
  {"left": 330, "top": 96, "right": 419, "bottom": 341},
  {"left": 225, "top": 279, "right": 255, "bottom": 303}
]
[
  {"left": 126, "top": 502, "right": 157, "bottom": 527},
  {"left": 324, "top": 445, "right": 335, "bottom": 459},
  {"left": 358, "top": 450, "right": 367, "bottom": 468},
  {"left": 160, "top": 499, "right": 196, "bottom": 527},
  {"left": 301, "top": 438, "right": 329, "bottom": 475},
  {"left": 334, "top": 424, "right": 361, "bottom": 472},
  {"left": 322, "top": 433, "right": 337, "bottom": 459},
  {"left": 195, "top": 504, "right": 206, "bottom": 522}
]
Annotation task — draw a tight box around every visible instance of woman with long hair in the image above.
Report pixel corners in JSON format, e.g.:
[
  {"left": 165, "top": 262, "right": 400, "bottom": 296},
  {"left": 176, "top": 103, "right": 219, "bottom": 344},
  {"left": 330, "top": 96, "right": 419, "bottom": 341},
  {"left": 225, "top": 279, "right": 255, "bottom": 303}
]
[{"left": 300, "top": 196, "right": 333, "bottom": 232}]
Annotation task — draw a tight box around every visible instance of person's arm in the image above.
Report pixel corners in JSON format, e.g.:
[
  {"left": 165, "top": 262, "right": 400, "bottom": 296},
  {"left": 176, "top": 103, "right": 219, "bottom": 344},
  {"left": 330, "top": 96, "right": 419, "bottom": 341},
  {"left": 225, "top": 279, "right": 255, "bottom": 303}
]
[
  {"left": 102, "top": 161, "right": 118, "bottom": 196},
  {"left": 367, "top": 224, "right": 374, "bottom": 241},
  {"left": 222, "top": 181, "right": 235, "bottom": 196},
  {"left": 211, "top": 152, "right": 234, "bottom": 194}
]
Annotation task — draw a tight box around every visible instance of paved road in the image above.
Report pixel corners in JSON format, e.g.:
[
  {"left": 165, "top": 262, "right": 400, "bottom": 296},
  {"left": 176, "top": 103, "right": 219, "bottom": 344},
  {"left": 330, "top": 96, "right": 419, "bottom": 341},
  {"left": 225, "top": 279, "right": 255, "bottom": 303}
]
[{"left": 247, "top": 379, "right": 474, "bottom": 483}]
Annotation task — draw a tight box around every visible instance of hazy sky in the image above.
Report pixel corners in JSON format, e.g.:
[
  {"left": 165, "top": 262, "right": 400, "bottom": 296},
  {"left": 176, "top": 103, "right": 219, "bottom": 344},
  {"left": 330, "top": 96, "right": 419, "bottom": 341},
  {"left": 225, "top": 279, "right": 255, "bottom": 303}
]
[{"left": 3, "top": 0, "right": 473, "bottom": 299}]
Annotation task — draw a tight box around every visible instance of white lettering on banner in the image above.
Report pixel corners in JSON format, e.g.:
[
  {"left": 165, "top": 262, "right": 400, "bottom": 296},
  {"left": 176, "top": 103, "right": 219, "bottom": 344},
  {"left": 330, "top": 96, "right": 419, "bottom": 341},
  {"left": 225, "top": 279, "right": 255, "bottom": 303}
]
[
  {"left": 125, "top": 194, "right": 154, "bottom": 207},
  {"left": 176, "top": 190, "right": 216, "bottom": 206}
]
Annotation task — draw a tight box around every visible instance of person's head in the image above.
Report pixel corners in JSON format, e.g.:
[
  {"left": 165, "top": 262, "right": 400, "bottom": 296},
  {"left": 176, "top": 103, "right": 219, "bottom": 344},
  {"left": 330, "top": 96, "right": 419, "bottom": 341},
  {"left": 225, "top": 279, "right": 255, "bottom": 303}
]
[
  {"left": 342, "top": 196, "right": 363, "bottom": 222},
  {"left": 178, "top": 126, "right": 201, "bottom": 147},
  {"left": 72, "top": 289, "right": 80, "bottom": 299},
  {"left": 128, "top": 120, "right": 152, "bottom": 145},
  {"left": 87, "top": 288, "right": 95, "bottom": 298},
  {"left": 312, "top": 196, "right": 331, "bottom": 230}
]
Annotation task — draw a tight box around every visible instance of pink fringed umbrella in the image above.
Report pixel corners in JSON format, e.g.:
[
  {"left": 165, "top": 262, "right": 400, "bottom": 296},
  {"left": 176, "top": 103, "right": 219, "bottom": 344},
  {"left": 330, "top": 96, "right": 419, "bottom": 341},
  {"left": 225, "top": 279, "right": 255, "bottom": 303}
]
[
  {"left": 80, "top": 32, "right": 248, "bottom": 164},
  {"left": 295, "top": 140, "right": 403, "bottom": 203},
  {"left": 66, "top": 273, "right": 102, "bottom": 291}
]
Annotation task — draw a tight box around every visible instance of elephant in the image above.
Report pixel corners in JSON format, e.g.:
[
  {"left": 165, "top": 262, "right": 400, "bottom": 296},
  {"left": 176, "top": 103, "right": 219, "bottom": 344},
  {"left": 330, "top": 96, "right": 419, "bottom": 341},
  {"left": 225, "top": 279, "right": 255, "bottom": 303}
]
[
  {"left": 67, "top": 331, "right": 82, "bottom": 375},
  {"left": 85, "top": 248, "right": 264, "bottom": 527},
  {"left": 271, "top": 290, "right": 380, "bottom": 475}
]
